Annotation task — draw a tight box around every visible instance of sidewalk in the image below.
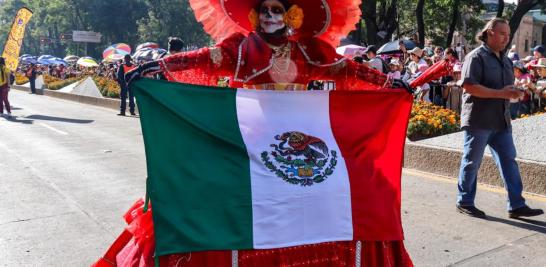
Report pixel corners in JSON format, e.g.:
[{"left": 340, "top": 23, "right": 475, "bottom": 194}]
[{"left": 405, "top": 114, "right": 546, "bottom": 195}]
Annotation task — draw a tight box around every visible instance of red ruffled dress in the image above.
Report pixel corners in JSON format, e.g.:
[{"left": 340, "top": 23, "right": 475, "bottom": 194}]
[{"left": 93, "top": 32, "right": 413, "bottom": 267}]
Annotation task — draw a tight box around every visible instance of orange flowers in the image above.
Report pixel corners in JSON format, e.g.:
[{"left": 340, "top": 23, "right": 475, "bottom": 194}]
[
  {"left": 93, "top": 76, "right": 120, "bottom": 98},
  {"left": 408, "top": 101, "right": 461, "bottom": 140},
  {"left": 14, "top": 73, "right": 29, "bottom": 85},
  {"left": 284, "top": 5, "right": 304, "bottom": 30}
]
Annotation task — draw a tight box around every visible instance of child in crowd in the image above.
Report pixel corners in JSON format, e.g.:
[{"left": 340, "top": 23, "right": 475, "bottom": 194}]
[
  {"left": 511, "top": 61, "right": 532, "bottom": 119},
  {"left": 387, "top": 59, "right": 401, "bottom": 80},
  {"left": 445, "top": 63, "right": 463, "bottom": 114},
  {"left": 530, "top": 58, "right": 546, "bottom": 112}
]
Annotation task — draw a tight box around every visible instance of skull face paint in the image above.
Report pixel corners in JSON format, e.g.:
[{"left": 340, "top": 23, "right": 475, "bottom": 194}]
[{"left": 259, "top": 0, "right": 286, "bottom": 34}]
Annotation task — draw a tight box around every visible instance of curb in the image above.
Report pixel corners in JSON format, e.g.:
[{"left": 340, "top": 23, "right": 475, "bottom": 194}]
[
  {"left": 12, "top": 84, "right": 122, "bottom": 111},
  {"left": 404, "top": 142, "right": 546, "bottom": 195}
]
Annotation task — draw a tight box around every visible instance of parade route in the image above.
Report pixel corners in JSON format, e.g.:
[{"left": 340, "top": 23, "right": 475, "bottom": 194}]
[{"left": 1, "top": 90, "right": 545, "bottom": 266}]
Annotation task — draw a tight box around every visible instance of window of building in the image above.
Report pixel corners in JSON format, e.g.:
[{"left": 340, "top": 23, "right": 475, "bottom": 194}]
[
  {"left": 534, "top": 40, "right": 537, "bottom": 47},
  {"left": 525, "top": 40, "right": 529, "bottom": 52}
]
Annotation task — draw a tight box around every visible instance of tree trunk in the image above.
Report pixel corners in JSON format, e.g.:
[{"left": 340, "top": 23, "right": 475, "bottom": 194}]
[
  {"left": 446, "top": 0, "right": 460, "bottom": 47},
  {"left": 382, "top": 0, "right": 398, "bottom": 44},
  {"left": 507, "top": 0, "right": 539, "bottom": 51},
  {"left": 497, "top": 0, "right": 505, "bottom": 18},
  {"left": 361, "top": 0, "right": 378, "bottom": 45},
  {"left": 416, "top": 0, "right": 426, "bottom": 48}
]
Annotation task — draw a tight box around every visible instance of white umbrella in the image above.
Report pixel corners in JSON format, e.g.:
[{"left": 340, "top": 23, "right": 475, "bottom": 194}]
[
  {"left": 336, "top": 44, "right": 366, "bottom": 58},
  {"left": 77, "top": 57, "right": 99, "bottom": 67},
  {"left": 64, "top": 55, "right": 79, "bottom": 63}
]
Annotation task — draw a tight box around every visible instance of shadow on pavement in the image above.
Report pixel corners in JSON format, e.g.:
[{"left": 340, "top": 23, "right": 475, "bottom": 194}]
[
  {"left": 486, "top": 215, "right": 546, "bottom": 234},
  {"left": 5, "top": 116, "right": 33, "bottom": 124},
  {"left": 25, "top": 114, "right": 94, "bottom": 124}
]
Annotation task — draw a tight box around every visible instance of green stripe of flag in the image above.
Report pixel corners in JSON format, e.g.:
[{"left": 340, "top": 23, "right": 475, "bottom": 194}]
[{"left": 133, "top": 79, "right": 253, "bottom": 255}]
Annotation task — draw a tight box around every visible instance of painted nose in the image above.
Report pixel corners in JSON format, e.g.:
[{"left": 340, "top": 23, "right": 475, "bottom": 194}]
[{"left": 265, "top": 10, "right": 273, "bottom": 18}]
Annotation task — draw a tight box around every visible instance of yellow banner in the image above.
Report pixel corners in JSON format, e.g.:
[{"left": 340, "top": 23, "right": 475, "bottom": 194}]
[{"left": 2, "top": 7, "right": 33, "bottom": 72}]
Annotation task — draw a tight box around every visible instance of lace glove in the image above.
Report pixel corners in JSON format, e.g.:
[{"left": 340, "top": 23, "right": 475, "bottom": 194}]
[
  {"left": 392, "top": 79, "right": 415, "bottom": 94},
  {"left": 125, "top": 61, "right": 161, "bottom": 85}
]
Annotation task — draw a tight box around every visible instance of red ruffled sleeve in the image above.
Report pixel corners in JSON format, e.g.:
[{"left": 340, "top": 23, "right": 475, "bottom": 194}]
[
  {"left": 159, "top": 33, "right": 246, "bottom": 86},
  {"left": 335, "top": 60, "right": 392, "bottom": 90}
]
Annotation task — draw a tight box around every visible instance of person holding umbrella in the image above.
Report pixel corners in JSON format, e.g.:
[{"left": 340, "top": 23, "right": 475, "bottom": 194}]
[{"left": 116, "top": 55, "right": 136, "bottom": 116}]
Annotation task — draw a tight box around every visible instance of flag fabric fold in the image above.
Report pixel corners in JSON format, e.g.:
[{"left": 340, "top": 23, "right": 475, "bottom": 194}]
[{"left": 132, "top": 79, "right": 413, "bottom": 257}]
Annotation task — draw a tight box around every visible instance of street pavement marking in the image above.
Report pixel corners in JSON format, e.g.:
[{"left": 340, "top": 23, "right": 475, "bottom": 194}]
[
  {"left": 403, "top": 169, "right": 546, "bottom": 203},
  {"left": 39, "top": 123, "right": 69, "bottom": 135}
]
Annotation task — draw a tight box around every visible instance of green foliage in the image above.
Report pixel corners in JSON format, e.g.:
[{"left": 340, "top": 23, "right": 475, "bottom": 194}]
[
  {"left": 396, "top": 0, "right": 485, "bottom": 47},
  {"left": 137, "top": 0, "right": 211, "bottom": 48},
  {"left": 0, "top": 0, "right": 210, "bottom": 59}
]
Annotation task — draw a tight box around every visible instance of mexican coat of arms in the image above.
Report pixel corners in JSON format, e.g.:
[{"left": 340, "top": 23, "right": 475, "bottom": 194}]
[{"left": 261, "top": 131, "right": 338, "bottom": 186}]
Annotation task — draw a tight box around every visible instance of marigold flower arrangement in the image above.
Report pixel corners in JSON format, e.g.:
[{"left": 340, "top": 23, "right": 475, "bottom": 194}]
[
  {"left": 518, "top": 107, "right": 546, "bottom": 119},
  {"left": 47, "top": 77, "right": 82, "bottom": 90},
  {"left": 43, "top": 74, "right": 61, "bottom": 85},
  {"left": 92, "top": 76, "right": 120, "bottom": 98},
  {"left": 407, "top": 101, "right": 460, "bottom": 141},
  {"left": 14, "top": 73, "right": 29, "bottom": 85}
]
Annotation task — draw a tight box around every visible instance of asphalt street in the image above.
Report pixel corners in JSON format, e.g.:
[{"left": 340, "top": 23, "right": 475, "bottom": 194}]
[{"left": 1, "top": 90, "right": 545, "bottom": 266}]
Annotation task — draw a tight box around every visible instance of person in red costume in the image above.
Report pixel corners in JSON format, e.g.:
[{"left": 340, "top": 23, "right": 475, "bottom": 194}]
[
  {"left": 95, "top": 1, "right": 414, "bottom": 266},
  {"left": 126, "top": 0, "right": 411, "bottom": 92}
]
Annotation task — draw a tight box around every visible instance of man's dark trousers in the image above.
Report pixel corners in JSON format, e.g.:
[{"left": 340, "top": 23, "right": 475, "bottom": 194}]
[
  {"left": 119, "top": 84, "right": 135, "bottom": 114},
  {"left": 29, "top": 79, "right": 36, "bottom": 94}
]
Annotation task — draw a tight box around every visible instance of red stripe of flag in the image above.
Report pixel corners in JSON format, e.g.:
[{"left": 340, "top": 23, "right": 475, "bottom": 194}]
[{"left": 329, "top": 90, "right": 413, "bottom": 241}]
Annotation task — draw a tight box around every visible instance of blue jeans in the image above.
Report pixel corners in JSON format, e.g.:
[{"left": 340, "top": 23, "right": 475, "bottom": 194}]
[{"left": 457, "top": 128, "right": 526, "bottom": 211}]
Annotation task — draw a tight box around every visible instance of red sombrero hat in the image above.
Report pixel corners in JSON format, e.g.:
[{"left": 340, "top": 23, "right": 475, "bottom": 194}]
[{"left": 189, "top": 0, "right": 361, "bottom": 47}]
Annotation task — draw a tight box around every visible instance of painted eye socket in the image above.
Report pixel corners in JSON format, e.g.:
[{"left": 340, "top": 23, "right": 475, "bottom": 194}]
[
  {"left": 260, "top": 6, "right": 285, "bottom": 15},
  {"left": 271, "top": 7, "right": 284, "bottom": 14}
]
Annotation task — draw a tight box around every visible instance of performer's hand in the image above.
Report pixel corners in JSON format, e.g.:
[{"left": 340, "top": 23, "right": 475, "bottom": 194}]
[
  {"left": 125, "top": 61, "right": 161, "bottom": 85},
  {"left": 392, "top": 79, "right": 415, "bottom": 94}
]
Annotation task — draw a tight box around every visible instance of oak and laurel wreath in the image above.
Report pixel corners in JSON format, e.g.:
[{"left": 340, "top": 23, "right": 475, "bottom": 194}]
[{"left": 260, "top": 150, "right": 338, "bottom": 186}]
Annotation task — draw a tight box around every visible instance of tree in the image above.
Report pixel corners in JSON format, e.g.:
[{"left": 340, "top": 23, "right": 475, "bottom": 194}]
[
  {"left": 360, "top": 0, "right": 398, "bottom": 46},
  {"left": 507, "top": 0, "right": 546, "bottom": 51},
  {"left": 137, "top": 0, "right": 210, "bottom": 48},
  {"left": 497, "top": 0, "right": 505, "bottom": 17},
  {"left": 416, "top": 0, "right": 425, "bottom": 47},
  {"left": 396, "top": 0, "right": 484, "bottom": 48},
  {"left": 446, "top": 0, "right": 461, "bottom": 47},
  {"left": 0, "top": 0, "right": 210, "bottom": 59}
]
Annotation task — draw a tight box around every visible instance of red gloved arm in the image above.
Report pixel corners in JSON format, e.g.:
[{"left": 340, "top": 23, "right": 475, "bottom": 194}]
[
  {"left": 341, "top": 60, "right": 392, "bottom": 89},
  {"left": 159, "top": 33, "right": 245, "bottom": 79}
]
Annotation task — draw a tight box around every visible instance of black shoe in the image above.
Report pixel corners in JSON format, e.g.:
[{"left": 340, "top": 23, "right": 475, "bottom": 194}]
[
  {"left": 117, "top": 112, "right": 126, "bottom": 116},
  {"left": 509, "top": 206, "right": 544, "bottom": 218},
  {"left": 130, "top": 112, "right": 136, "bottom": 116},
  {"left": 456, "top": 205, "right": 487, "bottom": 218}
]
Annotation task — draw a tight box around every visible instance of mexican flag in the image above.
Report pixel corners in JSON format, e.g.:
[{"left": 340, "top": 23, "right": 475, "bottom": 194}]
[{"left": 132, "top": 79, "right": 413, "bottom": 257}]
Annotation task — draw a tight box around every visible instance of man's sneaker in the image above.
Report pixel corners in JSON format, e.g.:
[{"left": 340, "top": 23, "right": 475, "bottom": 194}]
[
  {"left": 509, "top": 206, "right": 544, "bottom": 218},
  {"left": 117, "top": 112, "right": 126, "bottom": 116},
  {"left": 130, "top": 112, "right": 136, "bottom": 116},
  {"left": 456, "top": 205, "right": 487, "bottom": 218}
]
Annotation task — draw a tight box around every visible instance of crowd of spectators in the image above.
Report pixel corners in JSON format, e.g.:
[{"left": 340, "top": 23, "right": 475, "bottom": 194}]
[{"left": 351, "top": 40, "right": 546, "bottom": 118}]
